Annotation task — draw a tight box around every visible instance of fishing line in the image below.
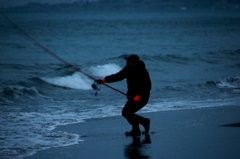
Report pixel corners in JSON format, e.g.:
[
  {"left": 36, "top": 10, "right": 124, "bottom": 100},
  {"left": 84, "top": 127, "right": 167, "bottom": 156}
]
[{"left": 1, "top": 11, "right": 131, "bottom": 98}]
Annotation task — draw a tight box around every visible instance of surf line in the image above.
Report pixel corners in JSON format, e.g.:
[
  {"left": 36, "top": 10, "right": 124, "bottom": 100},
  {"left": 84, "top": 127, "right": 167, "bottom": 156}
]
[{"left": 1, "top": 11, "right": 131, "bottom": 98}]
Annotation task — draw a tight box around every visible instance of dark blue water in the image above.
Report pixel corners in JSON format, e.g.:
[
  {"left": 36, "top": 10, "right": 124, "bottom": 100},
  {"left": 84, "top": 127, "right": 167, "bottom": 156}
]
[{"left": 1, "top": 9, "right": 240, "bottom": 158}]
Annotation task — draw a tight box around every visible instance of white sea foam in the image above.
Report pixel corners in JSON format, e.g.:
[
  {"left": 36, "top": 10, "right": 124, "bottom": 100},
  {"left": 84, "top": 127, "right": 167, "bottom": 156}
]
[
  {"left": 41, "top": 73, "right": 93, "bottom": 90},
  {"left": 0, "top": 110, "right": 84, "bottom": 159}
]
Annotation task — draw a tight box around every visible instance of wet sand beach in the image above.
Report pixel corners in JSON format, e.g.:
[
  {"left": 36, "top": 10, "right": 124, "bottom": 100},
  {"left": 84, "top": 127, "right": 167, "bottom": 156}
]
[{"left": 26, "top": 105, "right": 240, "bottom": 159}]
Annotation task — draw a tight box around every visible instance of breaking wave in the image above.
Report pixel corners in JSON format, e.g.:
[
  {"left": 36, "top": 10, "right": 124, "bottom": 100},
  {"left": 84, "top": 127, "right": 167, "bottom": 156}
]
[
  {"left": 41, "top": 73, "right": 93, "bottom": 90},
  {"left": 40, "top": 63, "right": 121, "bottom": 90},
  {"left": 216, "top": 77, "right": 240, "bottom": 89}
]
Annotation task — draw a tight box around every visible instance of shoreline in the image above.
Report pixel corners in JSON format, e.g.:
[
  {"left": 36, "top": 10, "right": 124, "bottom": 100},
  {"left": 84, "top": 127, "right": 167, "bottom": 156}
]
[{"left": 26, "top": 105, "right": 240, "bottom": 159}]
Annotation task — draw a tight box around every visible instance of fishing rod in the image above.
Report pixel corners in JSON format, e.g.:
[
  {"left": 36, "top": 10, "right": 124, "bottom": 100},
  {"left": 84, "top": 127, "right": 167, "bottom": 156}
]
[{"left": 1, "top": 11, "right": 131, "bottom": 98}]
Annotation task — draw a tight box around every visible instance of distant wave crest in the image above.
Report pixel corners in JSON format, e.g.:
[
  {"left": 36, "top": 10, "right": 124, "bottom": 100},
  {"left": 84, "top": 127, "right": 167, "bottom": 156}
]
[{"left": 216, "top": 77, "right": 240, "bottom": 89}]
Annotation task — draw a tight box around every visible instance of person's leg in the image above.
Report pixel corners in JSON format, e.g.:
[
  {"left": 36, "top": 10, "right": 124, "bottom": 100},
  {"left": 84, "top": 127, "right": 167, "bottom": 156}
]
[
  {"left": 132, "top": 98, "right": 151, "bottom": 133},
  {"left": 138, "top": 116, "right": 150, "bottom": 134},
  {"left": 122, "top": 98, "right": 150, "bottom": 135},
  {"left": 122, "top": 100, "right": 141, "bottom": 134}
]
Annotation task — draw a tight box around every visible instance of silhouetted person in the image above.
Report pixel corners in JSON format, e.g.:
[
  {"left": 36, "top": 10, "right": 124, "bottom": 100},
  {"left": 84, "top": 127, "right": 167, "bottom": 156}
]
[{"left": 97, "top": 54, "right": 151, "bottom": 136}]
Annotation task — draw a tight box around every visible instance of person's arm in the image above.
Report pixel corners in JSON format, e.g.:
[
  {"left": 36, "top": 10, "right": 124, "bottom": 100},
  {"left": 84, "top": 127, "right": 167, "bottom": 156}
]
[
  {"left": 134, "top": 70, "right": 152, "bottom": 101},
  {"left": 97, "top": 66, "right": 127, "bottom": 84}
]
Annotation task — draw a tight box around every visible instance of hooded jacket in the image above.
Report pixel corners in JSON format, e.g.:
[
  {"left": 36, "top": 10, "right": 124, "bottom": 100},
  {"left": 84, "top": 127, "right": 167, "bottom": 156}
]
[{"left": 104, "top": 60, "right": 151, "bottom": 99}]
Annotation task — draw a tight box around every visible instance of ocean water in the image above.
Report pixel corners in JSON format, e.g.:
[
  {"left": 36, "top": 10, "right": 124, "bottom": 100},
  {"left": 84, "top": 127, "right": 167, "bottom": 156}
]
[{"left": 1, "top": 9, "right": 240, "bottom": 158}]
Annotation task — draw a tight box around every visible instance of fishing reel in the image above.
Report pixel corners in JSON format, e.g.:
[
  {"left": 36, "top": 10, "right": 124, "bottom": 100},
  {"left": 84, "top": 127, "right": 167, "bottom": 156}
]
[{"left": 92, "top": 81, "right": 101, "bottom": 96}]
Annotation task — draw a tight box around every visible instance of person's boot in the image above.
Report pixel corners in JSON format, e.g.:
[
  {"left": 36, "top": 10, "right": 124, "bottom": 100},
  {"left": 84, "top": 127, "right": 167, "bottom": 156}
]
[{"left": 142, "top": 118, "right": 150, "bottom": 134}]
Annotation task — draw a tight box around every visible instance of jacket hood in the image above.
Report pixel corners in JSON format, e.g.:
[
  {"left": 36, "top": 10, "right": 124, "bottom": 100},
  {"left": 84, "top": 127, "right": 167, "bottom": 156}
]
[{"left": 136, "top": 60, "right": 146, "bottom": 69}]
